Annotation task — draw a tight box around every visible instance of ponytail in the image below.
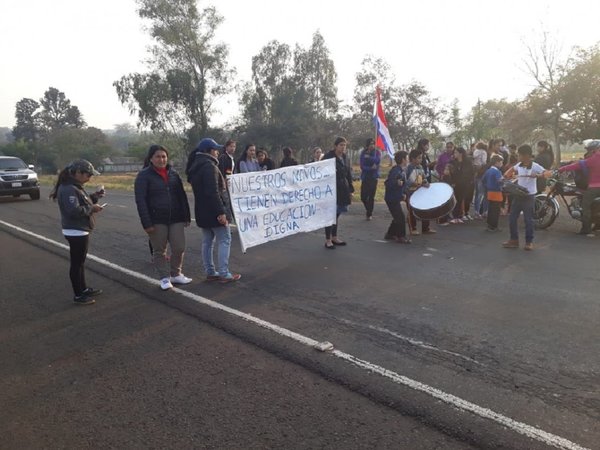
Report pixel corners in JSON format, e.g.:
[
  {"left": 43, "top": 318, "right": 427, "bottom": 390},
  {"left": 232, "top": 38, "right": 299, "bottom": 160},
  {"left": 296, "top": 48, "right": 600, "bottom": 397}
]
[{"left": 49, "top": 167, "right": 73, "bottom": 200}]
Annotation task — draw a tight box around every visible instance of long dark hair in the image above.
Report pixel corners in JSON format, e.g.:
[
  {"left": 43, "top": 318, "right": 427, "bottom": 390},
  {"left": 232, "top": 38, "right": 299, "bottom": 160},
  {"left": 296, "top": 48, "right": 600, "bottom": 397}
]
[
  {"left": 235, "top": 144, "right": 256, "bottom": 172},
  {"left": 455, "top": 146, "right": 468, "bottom": 160},
  {"left": 416, "top": 138, "right": 429, "bottom": 152},
  {"left": 143, "top": 144, "right": 168, "bottom": 168},
  {"left": 536, "top": 140, "right": 554, "bottom": 166},
  {"left": 49, "top": 167, "right": 73, "bottom": 200}
]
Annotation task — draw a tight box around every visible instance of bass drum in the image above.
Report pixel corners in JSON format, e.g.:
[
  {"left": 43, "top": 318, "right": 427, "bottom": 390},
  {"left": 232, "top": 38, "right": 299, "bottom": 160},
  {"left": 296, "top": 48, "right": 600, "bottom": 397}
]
[{"left": 409, "top": 182, "right": 456, "bottom": 220}]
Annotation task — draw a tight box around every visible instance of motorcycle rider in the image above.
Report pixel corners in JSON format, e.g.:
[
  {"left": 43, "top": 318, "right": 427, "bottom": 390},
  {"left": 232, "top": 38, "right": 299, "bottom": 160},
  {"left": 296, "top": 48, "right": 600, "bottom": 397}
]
[{"left": 557, "top": 140, "right": 600, "bottom": 237}]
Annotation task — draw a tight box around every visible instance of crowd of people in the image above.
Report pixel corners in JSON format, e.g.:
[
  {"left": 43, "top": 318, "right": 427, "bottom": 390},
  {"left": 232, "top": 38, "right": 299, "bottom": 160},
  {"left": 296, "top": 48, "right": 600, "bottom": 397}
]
[
  {"left": 373, "top": 138, "right": 599, "bottom": 251},
  {"left": 50, "top": 136, "right": 600, "bottom": 305}
]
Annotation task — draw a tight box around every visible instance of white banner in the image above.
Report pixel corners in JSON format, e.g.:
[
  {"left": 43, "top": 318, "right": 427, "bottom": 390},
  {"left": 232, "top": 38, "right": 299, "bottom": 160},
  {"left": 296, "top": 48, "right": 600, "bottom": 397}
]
[{"left": 227, "top": 159, "right": 337, "bottom": 252}]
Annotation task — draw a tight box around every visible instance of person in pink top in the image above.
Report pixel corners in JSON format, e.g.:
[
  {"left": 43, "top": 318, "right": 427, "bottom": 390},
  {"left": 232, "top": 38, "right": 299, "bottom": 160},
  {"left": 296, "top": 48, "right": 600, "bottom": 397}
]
[{"left": 558, "top": 140, "right": 600, "bottom": 236}]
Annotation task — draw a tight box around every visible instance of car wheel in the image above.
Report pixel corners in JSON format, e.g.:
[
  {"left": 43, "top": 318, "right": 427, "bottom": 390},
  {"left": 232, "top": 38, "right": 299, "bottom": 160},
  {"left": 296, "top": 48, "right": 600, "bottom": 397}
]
[{"left": 30, "top": 190, "right": 40, "bottom": 200}]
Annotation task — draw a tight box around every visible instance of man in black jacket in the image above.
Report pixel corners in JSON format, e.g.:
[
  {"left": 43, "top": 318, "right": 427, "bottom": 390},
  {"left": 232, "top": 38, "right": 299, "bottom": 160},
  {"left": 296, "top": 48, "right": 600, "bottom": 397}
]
[{"left": 187, "top": 138, "right": 241, "bottom": 283}]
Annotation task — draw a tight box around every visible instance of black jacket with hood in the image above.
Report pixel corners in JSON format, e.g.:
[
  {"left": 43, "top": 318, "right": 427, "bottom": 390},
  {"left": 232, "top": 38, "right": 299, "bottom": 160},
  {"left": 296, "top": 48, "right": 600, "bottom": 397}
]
[
  {"left": 187, "top": 152, "right": 232, "bottom": 228},
  {"left": 134, "top": 165, "right": 190, "bottom": 229}
]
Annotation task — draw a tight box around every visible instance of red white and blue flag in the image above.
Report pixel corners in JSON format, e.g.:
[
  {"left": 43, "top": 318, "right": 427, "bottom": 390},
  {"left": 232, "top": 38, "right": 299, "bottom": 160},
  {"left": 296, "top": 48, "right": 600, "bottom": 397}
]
[{"left": 373, "top": 86, "right": 394, "bottom": 159}]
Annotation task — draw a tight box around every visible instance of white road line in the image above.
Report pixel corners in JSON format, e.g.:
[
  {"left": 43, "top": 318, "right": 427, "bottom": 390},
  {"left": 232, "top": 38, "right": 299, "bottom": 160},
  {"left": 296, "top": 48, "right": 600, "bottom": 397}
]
[
  {"left": 0, "top": 218, "right": 589, "bottom": 450},
  {"left": 338, "top": 319, "right": 484, "bottom": 366}
]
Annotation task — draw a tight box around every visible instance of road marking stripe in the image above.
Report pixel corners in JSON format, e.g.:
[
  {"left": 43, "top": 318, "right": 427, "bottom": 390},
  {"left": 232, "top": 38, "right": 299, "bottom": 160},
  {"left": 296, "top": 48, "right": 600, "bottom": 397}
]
[
  {"left": 0, "top": 218, "right": 588, "bottom": 450},
  {"left": 338, "top": 318, "right": 484, "bottom": 366}
]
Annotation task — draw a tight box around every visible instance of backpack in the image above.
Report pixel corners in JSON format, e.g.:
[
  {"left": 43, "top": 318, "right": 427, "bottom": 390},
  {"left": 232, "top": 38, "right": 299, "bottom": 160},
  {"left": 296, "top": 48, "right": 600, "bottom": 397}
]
[{"left": 573, "top": 160, "right": 589, "bottom": 190}]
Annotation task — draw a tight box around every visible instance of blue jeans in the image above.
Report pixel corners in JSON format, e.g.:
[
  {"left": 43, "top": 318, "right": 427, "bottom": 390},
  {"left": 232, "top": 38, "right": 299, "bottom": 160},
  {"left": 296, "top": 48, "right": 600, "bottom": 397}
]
[
  {"left": 509, "top": 195, "right": 535, "bottom": 243},
  {"left": 201, "top": 226, "right": 232, "bottom": 277}
]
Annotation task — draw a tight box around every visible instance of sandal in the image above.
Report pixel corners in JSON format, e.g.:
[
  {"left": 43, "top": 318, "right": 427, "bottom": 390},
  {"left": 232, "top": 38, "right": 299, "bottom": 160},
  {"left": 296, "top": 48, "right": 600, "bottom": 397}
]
[
  {"left": 331, "top": 240, "right": 347, "bottom": 246},
  {"left": 324, "top": 242, "right": 336, "bottom": 249}
]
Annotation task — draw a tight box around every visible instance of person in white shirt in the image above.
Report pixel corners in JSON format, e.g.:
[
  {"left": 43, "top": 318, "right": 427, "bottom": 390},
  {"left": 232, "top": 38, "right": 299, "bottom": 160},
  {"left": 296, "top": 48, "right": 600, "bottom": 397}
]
[{"left": 501, "top": 145, "right": 547, "bottom": 251}]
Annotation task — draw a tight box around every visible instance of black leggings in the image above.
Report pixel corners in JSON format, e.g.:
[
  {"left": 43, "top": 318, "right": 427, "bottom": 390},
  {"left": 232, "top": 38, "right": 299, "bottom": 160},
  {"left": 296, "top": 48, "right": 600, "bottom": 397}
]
[
  {"left": 325, "top": 213, "right": 341, "bottom": 240},
  {"left": 65, "top": 235, "right": 89, "bottom": 296}
]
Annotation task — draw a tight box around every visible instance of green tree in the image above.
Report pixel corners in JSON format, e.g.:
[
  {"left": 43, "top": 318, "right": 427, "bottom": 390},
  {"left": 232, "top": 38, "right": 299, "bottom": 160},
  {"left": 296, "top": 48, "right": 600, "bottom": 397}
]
[
  {"left": 523, "top": 31, "right": 567, "bottom": 162},
  {"left": 244, "top": 40, "right": 293, "bottom": 126},
  {"left": 114, "top": 0, "right": 234, "bottom": 150},
  {"left": 37, "top": 87, "right": 86, "bottom": 131},
  {"left": 46, "top": 127, "right": 111, "bottom": 170},
  {"left": 559, "top": 44, "right": 600, "bottom": 142},
  {"left": 239, "top": 33, "right": 339, "bottom": 154},
  {"left": 353, "top": 55, "right": 396, "bottom": 118},
  {"left": 294, "top": 31, "right": 338, "bottom": 119},
  {"left": 386, "top": 82, "right": 442, "bottom": 150},
  {"left": 12, "top": 98, "right": 40, "bottom": 143}
]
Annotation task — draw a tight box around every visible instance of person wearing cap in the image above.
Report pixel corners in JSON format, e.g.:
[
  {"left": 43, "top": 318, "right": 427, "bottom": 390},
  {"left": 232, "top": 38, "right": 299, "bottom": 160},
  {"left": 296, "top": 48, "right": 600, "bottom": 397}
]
[
  {"left": 187, "top": 138, "right": 241, "bottom": 283},
  {"left": 49, "top": 159, "right": 105, "bottom": 305},
  {"left": 558, "top": 140, "right": 600, "bottom": 236},
  {"left": 359, "top": 138, "right": 381, "bottom": 220},
  {"left": 134, "top": 145, "right": 192, "bottom": 291}
]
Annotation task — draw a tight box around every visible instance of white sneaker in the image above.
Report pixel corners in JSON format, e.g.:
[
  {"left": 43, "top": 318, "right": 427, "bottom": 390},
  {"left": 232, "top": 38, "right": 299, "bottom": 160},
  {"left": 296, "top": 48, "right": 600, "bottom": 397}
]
[
  {"left": 171, "top": 274, "right": 192, "bottom": 285},
  {"left": 160, "top": 278, "right": 174, "bottom": 290}
]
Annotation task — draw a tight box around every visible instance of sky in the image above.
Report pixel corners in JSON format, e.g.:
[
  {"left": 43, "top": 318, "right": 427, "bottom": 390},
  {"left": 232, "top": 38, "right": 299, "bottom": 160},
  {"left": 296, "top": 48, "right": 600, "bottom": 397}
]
[{"left": 1, "top": 0, "right": 599, "bottom": 131}]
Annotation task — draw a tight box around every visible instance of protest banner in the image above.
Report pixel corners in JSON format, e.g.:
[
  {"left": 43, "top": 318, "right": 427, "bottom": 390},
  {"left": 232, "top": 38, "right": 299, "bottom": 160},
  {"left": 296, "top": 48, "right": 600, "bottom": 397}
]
[{"left": 227, "top": 159, "right": 337, "bottom": 252}]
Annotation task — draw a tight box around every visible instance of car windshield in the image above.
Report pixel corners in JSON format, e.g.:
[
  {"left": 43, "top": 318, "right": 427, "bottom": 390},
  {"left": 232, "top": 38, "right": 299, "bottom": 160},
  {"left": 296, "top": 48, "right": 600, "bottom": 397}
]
[{"left": 0, "top": 158, "right": 28, "bottom": 170}]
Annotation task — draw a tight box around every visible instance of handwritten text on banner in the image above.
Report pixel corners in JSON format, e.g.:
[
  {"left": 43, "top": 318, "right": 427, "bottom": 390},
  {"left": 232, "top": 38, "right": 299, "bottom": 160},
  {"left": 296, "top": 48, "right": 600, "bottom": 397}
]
[{"left": 227, "top": 159, "right": 337, "bottom": 252}]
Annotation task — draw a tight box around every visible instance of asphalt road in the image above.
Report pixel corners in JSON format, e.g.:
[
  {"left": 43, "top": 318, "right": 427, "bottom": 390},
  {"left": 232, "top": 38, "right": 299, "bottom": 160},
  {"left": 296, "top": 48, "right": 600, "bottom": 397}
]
[{"left": 0, "top": 187, "right": 598, "bottom": 449}]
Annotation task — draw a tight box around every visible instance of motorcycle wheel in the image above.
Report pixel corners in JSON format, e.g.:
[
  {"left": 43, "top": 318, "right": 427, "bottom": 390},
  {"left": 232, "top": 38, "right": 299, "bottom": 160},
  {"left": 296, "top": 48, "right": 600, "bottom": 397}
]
[{"left": 534, "top": 194, "right": 558, "bottom": 229}]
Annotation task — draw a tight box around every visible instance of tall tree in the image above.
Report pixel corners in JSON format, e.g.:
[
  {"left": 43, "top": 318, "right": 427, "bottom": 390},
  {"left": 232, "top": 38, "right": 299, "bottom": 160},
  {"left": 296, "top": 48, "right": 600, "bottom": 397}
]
[
  {"left": 12, "top": 98, "right": 40, "bottom": 142},
  {"left": 37, "top": 87, "right": 85, "bottom": 131},
  {"left": 353, "top": 55, "right": 396, "bottom": 118},
  {"left": 114, "top": 0, "right": 234, "bottom": 148},
  {"left": 294, "top": 31, "right": 338, "bottom": 119},
  {"left": 559, "top": 44, "right": 600, "bottom": 142},
  {"left": 386, "top": 82, "right": 441, "bottom": 150},
  {"left": 245, "top": 40, "right": 293, "bottom": 125},
  {"left": 523, "top": 31, "right": 567, "bottom": 162}
]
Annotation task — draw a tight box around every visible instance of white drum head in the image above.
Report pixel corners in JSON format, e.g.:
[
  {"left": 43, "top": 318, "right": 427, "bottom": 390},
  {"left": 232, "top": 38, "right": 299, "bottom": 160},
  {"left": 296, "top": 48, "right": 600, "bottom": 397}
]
[{"left": 409, "top": 182, "right": 454, "bottom": 210}]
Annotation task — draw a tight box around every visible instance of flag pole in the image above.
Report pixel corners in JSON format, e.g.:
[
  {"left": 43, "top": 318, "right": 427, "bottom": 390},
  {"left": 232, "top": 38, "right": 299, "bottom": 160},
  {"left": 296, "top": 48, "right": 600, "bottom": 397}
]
[{"left": 374, "top": 85, "right": 379, "bottom": 147}]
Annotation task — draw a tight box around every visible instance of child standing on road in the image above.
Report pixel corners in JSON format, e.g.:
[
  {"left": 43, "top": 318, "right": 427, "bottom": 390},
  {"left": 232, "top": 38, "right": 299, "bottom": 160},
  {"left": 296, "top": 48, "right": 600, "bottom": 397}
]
[
  {"left": 384, "top": 151, "right": 410, "bottom": 243},
  {"left": 406, "top": 149, "right": 435, "bottom": 235},
  {"left": 482, "top": 154, "right": 504, "bottom": 232}
]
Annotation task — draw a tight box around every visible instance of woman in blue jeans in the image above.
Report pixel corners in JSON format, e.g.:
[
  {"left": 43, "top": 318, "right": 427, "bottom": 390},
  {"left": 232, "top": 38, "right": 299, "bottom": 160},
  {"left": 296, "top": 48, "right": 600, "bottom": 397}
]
[{"left": 187, "top": 138, "right": 241, "bottom": 283}]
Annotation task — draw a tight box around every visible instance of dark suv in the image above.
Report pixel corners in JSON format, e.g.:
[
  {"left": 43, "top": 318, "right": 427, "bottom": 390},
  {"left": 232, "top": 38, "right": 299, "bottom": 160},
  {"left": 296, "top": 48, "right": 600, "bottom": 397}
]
[{"left": 0, "top": 156, "right": 41, "bottom": 200}]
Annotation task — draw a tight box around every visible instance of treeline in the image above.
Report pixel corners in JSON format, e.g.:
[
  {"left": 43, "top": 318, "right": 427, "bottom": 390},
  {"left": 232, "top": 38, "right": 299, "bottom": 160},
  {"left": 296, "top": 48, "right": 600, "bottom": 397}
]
[{"left": 2, "top": 0, "right": 599, "bottom": 171}]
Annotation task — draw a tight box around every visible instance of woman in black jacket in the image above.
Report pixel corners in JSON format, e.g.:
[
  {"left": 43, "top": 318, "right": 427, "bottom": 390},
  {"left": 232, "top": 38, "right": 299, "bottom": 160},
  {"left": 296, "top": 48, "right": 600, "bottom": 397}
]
[
  {"left": 134, "top": 145, "right": 191, "bottom": 291},
  {"left": 323, "top": 136, "right": 354, "bottom": 249},
  {"left": 448, "top": 147, "right": 475, "bottom": 223}
]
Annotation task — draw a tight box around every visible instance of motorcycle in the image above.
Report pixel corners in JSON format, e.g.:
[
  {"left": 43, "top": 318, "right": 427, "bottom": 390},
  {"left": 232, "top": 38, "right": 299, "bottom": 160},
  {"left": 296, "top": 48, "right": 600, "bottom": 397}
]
[{"left": 533, "top": 173, "right": 600, "bottom": 229}]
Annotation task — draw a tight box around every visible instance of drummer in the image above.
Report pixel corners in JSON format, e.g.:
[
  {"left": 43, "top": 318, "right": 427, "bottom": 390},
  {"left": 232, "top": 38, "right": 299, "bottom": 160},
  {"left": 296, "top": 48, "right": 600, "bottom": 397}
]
[
  {"left": 501, "top": 144, "right": 546, "bottom": 251},
  {"left": 406, "top": 149, "right": 436, "bottom": 235}
]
